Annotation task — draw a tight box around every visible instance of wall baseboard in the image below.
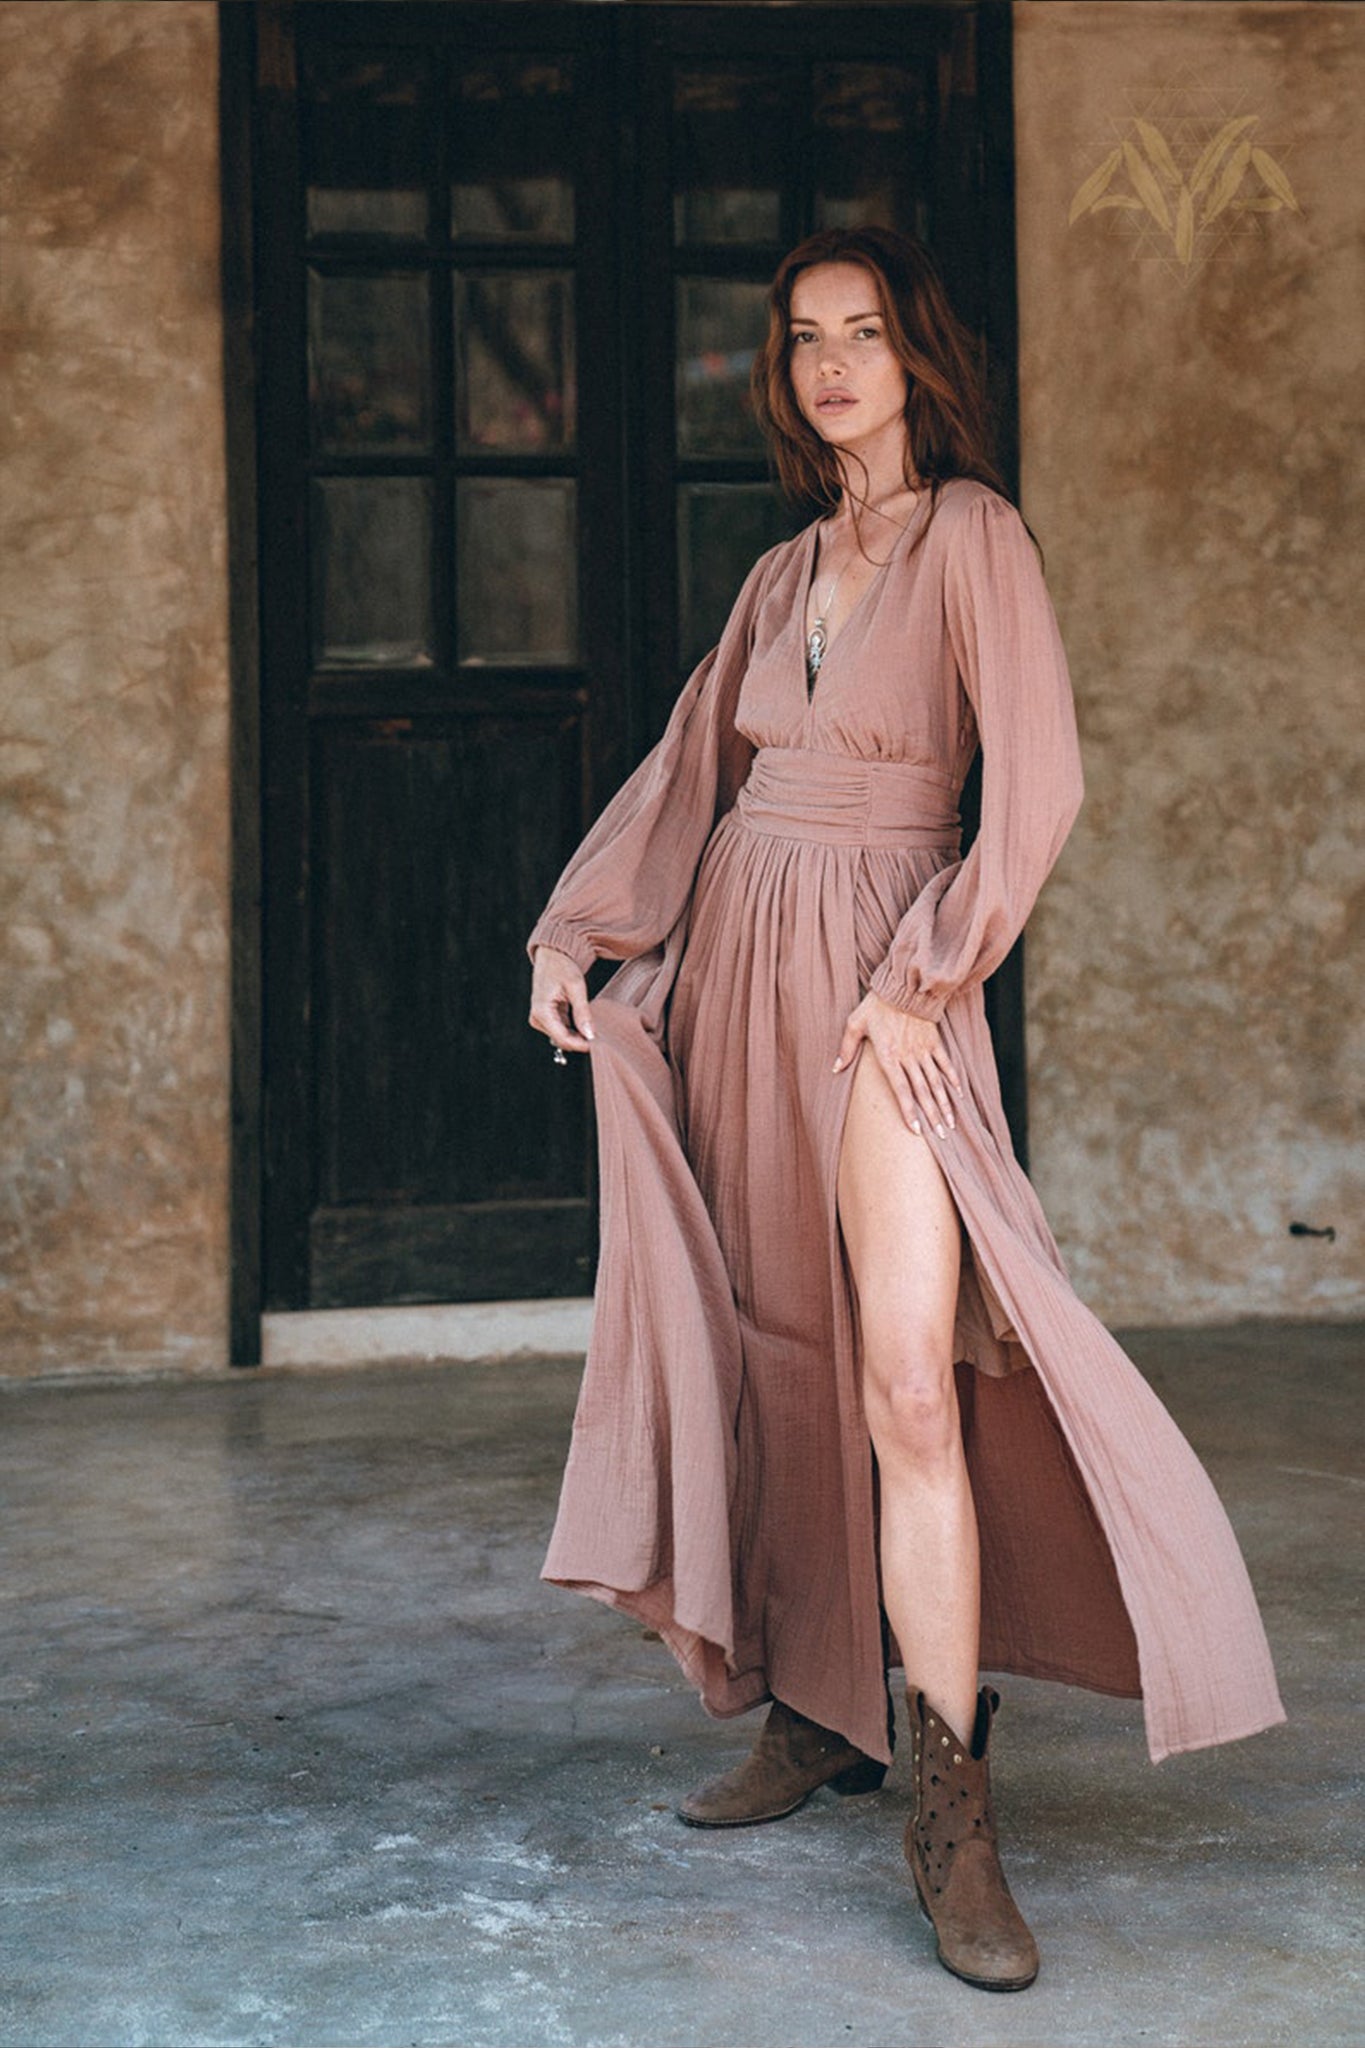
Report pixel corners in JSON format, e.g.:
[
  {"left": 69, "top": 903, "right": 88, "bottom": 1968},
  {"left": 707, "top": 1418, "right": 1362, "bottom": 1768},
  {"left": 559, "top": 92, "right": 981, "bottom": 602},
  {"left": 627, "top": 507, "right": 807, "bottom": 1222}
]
[{"left": 259, "top": 1298, "right": 593, "bottom": 1369}]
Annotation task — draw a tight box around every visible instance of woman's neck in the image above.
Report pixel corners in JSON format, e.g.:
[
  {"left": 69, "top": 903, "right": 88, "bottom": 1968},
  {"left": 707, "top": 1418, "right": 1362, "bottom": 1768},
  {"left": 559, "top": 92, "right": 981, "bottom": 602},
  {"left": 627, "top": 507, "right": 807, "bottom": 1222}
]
[
  {"left": 827, "top": 474, "right": 921, "bottom": 541},
  {"left": 829, "top": 440, "right": 921, "bottom": 534}
]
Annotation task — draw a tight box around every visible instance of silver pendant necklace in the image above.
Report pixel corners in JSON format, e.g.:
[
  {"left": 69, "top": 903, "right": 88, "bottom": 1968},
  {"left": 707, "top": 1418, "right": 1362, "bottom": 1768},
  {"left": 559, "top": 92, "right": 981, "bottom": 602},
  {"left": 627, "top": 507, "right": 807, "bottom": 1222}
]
[
  {"left": 805, "top": 492, "right": 918, "bottom": 696},
  {"left": 806, "top": 556, "right": 850, "bottom": 696}
]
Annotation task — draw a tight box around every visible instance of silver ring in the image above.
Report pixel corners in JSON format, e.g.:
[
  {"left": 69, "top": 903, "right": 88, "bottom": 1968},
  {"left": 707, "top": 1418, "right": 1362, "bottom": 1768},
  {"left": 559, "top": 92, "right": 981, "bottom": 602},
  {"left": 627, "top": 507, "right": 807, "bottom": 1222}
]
[{"left": 551, "top": 1046, "right": 568, "bottom": 1066}]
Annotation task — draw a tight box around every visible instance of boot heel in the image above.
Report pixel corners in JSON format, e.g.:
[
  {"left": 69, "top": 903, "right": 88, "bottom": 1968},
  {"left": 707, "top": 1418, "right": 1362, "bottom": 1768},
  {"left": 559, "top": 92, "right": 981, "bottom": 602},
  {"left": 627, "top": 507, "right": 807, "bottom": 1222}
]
[{"left": 829, "top": 1755, "right": 887, "bottom": 1796}]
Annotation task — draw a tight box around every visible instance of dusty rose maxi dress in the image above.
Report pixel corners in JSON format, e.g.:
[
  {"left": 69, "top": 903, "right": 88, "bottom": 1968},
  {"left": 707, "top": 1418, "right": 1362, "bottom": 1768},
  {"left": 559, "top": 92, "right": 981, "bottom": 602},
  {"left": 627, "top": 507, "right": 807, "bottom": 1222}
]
[{"left": 529, "top": 479, "right": 1284, "bottom": 1766}]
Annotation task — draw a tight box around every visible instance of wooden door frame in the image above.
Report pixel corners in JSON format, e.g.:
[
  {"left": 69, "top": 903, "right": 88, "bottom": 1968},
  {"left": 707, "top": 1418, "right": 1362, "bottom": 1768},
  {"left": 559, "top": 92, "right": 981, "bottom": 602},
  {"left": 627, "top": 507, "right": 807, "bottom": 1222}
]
[
  {"left": 221, "top": 0, "right": 263, "bottom": 1364},
  {"left": 219, "top": 0, "right": 1024, "bottom": 1366}
]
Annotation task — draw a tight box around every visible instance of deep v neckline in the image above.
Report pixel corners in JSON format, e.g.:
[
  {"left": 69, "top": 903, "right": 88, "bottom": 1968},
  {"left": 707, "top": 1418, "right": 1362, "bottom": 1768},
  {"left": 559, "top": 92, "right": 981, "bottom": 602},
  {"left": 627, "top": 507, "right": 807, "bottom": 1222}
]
[{"left": 799, "top": 494, "right": 926, "bottom": 701}]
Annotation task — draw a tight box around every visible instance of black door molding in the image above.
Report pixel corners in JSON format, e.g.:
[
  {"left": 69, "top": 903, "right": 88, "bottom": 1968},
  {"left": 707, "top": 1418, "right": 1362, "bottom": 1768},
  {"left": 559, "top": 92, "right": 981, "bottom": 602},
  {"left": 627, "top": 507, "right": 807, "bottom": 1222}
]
[{"left": 220, "top": 0, "right": 264, "bottom": 1364}]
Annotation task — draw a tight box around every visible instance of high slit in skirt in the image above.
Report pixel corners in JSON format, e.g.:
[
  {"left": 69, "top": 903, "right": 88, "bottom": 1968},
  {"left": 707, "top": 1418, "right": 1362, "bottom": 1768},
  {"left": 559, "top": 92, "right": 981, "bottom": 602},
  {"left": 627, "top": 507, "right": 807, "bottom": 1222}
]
[{"left": 542, "top": 747, "right": 1285, "bottom": 1765}]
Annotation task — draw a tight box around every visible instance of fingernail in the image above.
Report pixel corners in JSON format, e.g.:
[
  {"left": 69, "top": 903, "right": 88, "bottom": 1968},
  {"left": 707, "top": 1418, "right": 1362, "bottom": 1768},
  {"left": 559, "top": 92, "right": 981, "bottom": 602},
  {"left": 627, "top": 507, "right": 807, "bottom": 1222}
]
[
  {"left": 947, "top": 1114, "right": 956, "bottom": 1130},
  {"left": 911, "top": 1120, "right": 922, "bottom": 1135},
  {"left": 832, "top": 1058, "right": 843, "bottom": 1073},
  {"left": 937, "top": 1123, "right": 948, "bottom": 1139}
]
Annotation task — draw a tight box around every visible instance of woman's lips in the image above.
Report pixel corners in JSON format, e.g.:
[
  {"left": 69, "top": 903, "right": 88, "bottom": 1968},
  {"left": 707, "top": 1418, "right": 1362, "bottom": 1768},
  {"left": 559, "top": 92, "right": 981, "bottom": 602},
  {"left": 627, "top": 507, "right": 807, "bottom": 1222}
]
[{"left": 816, "top": 392, "right": 857, "bottom": 413}]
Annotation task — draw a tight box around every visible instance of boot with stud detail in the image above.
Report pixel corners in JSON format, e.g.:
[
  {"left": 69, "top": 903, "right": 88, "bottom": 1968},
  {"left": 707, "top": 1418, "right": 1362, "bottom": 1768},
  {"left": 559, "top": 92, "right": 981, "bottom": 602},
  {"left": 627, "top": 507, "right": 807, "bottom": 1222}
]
[{"left": 905, "top": 1686, "right": 1039, "bottom": 1992}]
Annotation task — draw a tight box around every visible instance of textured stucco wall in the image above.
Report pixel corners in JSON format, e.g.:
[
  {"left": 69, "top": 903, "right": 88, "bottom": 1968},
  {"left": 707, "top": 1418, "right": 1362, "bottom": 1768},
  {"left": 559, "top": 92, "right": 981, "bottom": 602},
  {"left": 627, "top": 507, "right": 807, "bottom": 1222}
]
[
  {"left": 1016, "top": 1, "right": 1364, "bottom": 1322},
  {"left": 0, "top": 3, "right": 1357, "bottom": 1378},
  {"left": 0, "top": 2, "right": 230, "bottom": 1373}
]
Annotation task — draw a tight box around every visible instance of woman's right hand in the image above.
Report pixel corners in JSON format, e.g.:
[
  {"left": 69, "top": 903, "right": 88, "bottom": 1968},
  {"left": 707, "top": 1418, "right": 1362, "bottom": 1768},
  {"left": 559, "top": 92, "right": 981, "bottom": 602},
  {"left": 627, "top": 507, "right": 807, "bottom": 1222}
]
[{"left": 529, "top": 945, "right": 596, "bottom": 1056}]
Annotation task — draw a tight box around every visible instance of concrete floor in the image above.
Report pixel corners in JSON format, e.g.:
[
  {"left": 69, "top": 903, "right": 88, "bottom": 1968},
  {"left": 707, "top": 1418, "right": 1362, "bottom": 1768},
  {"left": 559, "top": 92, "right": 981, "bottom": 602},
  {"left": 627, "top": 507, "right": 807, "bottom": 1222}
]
[{"left": 0, "top": 1325, "right": 1359, "bottom": 2048}]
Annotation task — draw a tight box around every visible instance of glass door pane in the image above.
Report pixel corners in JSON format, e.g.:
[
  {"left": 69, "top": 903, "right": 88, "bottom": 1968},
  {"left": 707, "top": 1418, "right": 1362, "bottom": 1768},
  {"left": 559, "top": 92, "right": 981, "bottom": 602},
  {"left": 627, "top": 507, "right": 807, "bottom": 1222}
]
[
  {"left": 450, "top": 55, "right": 576, "bottom": 242},
  {"left": 308, "top": 270, "right": 433, "bottom": 454},
  {"left": 673, "top": 64, "right": 786, "bottom": 246},
  {"left": 310, "top": 478, "right": 434, "bottom": 668},
  {"left": 678, "top": 483, "right": 794, "bottom": 668},
  {"left": 675, "top": 277, "right": 769, "bottom": 457},
  {"left": 813, "top": 63, "right": 933, "bottom": 236},
  {"left": 303, "top": 49, "right": 433, "bottom": 240},
  {"left": 454, "top": 272, "right": 576, "bottom": 452},
  {"left": 455, "top": 479, "right": 578, "bottom": 665}
]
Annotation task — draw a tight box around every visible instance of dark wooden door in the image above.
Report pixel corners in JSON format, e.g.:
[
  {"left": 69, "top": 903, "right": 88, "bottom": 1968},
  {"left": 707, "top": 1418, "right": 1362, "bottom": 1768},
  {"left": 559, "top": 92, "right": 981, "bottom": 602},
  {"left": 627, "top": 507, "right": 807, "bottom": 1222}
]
[{"left": 243, "top": 1, "right": 1017, "bottom": 1315}]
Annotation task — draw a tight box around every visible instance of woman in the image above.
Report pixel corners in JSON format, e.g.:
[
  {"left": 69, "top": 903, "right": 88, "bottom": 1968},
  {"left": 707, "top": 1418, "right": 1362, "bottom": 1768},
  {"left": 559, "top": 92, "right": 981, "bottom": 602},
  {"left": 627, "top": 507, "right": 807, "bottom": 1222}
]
[{"left": 527, "top": 227, "right": 1282, "bottom": 1993}]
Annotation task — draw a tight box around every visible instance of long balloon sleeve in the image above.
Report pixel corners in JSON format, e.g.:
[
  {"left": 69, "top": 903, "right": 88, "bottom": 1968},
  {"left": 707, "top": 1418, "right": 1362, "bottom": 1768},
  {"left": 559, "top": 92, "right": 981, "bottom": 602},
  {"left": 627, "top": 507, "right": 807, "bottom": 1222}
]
[
  {"left": 527, "top": 550, "right": 780, "bottom": 973},
  {"left": 869, "top": 492, "right": 1085, "bottom": 1019}
]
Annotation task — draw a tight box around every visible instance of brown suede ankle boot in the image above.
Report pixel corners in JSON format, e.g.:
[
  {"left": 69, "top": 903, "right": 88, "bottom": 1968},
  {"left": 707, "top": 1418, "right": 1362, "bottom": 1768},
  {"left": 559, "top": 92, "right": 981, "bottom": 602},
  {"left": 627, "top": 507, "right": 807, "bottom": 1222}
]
[
  {"left": 676, "top": 1699, "right": 887, "bottom": 1827},
  {"left": 904, "top": 1688, "right": 1039, "bottom": 1991}
]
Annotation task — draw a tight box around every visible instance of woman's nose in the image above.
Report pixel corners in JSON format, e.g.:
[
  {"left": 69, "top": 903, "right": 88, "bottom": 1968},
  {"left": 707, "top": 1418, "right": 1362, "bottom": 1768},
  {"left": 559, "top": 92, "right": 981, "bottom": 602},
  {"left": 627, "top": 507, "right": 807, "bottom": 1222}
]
[{"left": 818, "top": 346, "right": 848, "bottom": 378}]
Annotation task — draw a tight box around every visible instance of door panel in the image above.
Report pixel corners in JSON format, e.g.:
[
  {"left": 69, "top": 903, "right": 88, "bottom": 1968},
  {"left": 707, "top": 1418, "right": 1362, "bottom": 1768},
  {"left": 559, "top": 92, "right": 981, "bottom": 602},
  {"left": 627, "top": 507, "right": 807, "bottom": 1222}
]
[
  {"left": 313, "top": 717, "right": 586, "bottom": 1209},
  {"left": 247, "top": 1, "right": 1018, "bottom": 1311},
  {"left": 309, "top": 714, "right": 591, "bottom": 1307}
]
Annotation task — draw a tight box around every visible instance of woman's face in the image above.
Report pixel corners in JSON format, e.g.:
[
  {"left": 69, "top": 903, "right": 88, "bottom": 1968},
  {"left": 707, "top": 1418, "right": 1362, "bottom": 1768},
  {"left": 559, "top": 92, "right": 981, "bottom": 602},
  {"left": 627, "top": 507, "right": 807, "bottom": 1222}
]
[{"left": 786, "top": 261, "right": 909, "bottom": 463}]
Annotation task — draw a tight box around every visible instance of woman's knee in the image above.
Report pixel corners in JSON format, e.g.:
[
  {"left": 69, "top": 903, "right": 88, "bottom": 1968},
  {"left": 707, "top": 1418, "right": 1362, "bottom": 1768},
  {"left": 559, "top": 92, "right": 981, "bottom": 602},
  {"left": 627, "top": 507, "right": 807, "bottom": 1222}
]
[{"left": 863, "top": 1338, "right": 960, "bottom": 1467}]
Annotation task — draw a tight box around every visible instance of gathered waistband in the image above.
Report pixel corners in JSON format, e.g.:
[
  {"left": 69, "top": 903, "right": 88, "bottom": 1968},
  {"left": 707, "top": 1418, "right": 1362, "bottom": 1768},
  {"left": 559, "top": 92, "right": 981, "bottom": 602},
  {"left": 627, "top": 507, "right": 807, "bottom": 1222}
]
[{"left": 733, "top": 747, "right": 961, "bottom": 849}]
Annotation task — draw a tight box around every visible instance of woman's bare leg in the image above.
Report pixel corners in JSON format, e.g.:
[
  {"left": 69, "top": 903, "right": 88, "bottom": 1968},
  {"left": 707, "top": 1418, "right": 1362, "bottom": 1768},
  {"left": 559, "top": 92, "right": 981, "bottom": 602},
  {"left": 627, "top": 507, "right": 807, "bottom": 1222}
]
[{"left": 838, "top": 1049, "right": 980, "bottom": 1743}]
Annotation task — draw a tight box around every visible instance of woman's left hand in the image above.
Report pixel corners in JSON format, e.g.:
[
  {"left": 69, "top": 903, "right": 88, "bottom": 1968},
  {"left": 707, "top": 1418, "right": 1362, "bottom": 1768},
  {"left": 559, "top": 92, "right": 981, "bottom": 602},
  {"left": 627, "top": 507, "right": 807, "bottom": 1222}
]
[{"left": 833, "top": 991, "right": 963, "bottom": 1137}]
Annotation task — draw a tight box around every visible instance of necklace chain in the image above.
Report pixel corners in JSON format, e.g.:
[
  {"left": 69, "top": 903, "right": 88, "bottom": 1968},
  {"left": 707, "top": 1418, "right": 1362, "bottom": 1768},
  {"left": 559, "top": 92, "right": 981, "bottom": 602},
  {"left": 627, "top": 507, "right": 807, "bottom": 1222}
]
[{"left": 806, "top": 490, "right": 916, "bottom": 696}]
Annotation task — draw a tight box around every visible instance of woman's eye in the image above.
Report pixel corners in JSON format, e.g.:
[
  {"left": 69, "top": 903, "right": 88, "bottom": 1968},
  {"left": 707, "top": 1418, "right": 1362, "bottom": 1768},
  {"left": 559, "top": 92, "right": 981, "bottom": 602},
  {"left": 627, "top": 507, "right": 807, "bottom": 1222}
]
[
  {"left": 856, "top": 326, "right": 882, "bottom": 341},
  {"left": 791, "top": 331, "right": 817, "bottom": 346}
]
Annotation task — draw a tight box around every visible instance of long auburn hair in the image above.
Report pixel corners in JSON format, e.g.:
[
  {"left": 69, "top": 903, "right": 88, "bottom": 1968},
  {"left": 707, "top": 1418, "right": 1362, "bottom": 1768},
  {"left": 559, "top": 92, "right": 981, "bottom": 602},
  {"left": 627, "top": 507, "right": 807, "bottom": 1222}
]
[{"left": 751, "top": 225, "right": 1013, "bottom": 551}]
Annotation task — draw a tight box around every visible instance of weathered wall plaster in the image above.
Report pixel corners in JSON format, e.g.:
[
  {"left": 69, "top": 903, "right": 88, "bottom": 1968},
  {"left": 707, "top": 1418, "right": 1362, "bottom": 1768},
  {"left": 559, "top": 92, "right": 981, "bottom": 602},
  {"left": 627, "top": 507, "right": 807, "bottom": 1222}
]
[
  {"left": 1016, "top": 2, "right": 1364, "bottom": 1321},
  {"left": 0, "top": 2, "right": 230, "bottom": 1373},
  {"left": 0, "top": 2, "right": 1358, "bottom": 1377}
]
